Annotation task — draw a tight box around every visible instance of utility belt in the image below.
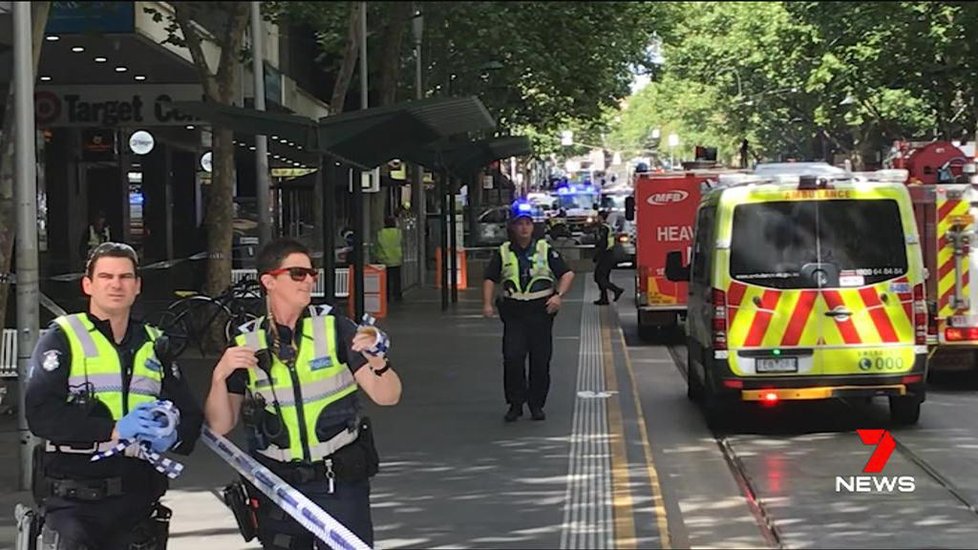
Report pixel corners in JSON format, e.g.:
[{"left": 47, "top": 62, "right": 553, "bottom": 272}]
[
  {"left": 224, "top": 417, "right": 379, "bottom": 542},
  {"left": 49, "top": 477, "right": 125, "bottom": 501}
]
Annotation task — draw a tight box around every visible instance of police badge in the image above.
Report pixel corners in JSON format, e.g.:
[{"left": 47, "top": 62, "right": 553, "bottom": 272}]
[{"left": 42, "top": 350, "right": 61, "bottom": 372}]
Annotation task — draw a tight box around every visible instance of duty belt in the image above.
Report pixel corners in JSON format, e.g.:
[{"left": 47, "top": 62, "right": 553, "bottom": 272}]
[
  {"left": 50, "top": 477, "right": 124, "bottom": 501},
  {"left": 256, "top": 423, "right": 359, "bottom": 463},
  {"left": 46, "top": 440, "right": 123, "bottom": 455}
]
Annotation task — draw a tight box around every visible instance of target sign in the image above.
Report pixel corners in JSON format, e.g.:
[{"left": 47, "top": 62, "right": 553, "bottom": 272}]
[{"left": 34, "top": 90, "right": 61, "bottom": 126}]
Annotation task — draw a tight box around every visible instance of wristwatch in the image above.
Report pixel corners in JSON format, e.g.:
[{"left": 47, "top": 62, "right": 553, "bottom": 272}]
[{"left": 371, "top": 360, "right": 391, "bottom": 376}]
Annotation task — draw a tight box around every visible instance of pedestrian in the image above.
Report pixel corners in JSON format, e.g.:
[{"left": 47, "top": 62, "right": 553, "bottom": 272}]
[
  {"left": 204, "top": 237, "right": 401, "bottom": 548},
  {"left": 80, "top": 210, "right": 111, "bottom": 262},
  {"left": 25, "top": 241, "right": 203, "bottom": 549},
  {"left": 592, "top": 210, "right": 625, "bottom": 305},
  {"left": 483, "top": 200, "right": 575, "bottom": 422},
  {"left": 374, "top": 217, "right": 404, "bottom": 302}
]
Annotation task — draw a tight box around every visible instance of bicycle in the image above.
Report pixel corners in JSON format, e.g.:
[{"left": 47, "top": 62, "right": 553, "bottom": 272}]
[{"left": 146, "top": 277, "right": 265, "bottom": 358}]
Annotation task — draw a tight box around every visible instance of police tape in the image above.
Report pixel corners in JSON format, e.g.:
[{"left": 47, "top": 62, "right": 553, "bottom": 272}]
[
  {"left": 200, "top": 426, "right": 371, "bottom": 550},
  {"left": 359, "top": 314, "right": 389, "bottom": 359},
  {"left": 90, "top": 400, "right": 186, "bottom": 480}
]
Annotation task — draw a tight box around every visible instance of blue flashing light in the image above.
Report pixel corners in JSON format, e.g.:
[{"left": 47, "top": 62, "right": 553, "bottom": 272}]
[
  {"left": 516, "top": 202, "right": 533, "bottom": 212},
  {"left": 557, "top": 186, "right": 572, "bottom": 194}
]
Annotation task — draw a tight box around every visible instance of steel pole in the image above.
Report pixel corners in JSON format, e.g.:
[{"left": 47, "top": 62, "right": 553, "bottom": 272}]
[
  {"left": 14, "top": 1, "right": 39, "bottom": 491},
  {"left": 412, "top": 7, "right": 425, "bottom": 287},
  {"left": 251, "top": 1, "right": 272, "bottom": 247},
  {"left": 359, "top": 2, "right": 371, "bottom": 266}
]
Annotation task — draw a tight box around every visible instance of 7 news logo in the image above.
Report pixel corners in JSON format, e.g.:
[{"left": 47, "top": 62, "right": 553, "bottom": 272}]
[{"left": 834, "top": 429, "right": 916, "bottom": 493}]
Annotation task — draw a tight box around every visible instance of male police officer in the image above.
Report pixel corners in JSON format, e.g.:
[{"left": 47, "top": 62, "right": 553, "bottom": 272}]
[
  {"left": 25, "top": 242, "right": 203, "bottom": 549},
  {"left": 483, "top": 200, "right": 575, "bottom": 422},
  {"left": 593, "top": 211, "right": 624, "bottom": 305}
]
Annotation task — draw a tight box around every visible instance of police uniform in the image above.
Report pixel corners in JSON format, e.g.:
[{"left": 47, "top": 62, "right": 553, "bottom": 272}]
[
  {"left": 24, "top": 313, "right": 203, "bottom": 549},
  {"left": 485, "top": 237, "right": 570, "bottom": 414},
  {"left": 593, "top": 222, "right": 624, "bottom": 304},
  {"left": 226, "top": 304, "right": 379, "bottom": 549}
]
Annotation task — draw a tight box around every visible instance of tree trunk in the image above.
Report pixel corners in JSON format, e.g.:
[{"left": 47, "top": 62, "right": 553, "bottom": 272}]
[
  {"left": 368, "top": 3, "right": 412, "bottom": 245},
  {"left": 314, "top": 2, "right": 361, "bottom": 266},
  {"left": 204, "top": 126, "right": 236, "bottom": 297},
  {"left": 0, "top": 2, "right": 52, "bottom": 329}
]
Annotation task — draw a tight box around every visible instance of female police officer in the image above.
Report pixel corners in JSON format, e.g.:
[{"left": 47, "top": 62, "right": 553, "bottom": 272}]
[{"left": 204, "top": 238, "right": 401, "bottom": 548}]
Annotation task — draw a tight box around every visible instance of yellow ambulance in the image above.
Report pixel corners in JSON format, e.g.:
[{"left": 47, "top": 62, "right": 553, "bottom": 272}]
[{"left": 666, "top": 166, "right": 928, "bottom": 426}]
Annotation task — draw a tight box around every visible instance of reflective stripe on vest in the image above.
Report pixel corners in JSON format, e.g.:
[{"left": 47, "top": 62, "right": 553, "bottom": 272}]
[
  {"left": 500, "top": 240, "right": 555, "bottom": 301},
  {"left": 237, "top": 309, "right": 358, "bottom": 462},
  {"left": 55, "top": 314, "right": 163, "bottom": 421}
]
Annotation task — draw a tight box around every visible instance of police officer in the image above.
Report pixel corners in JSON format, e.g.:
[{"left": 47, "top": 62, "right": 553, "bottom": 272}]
[
  {"left": 25, "top": 242, "right": 203, "bottom": 549},
  {"left": 593, "top": 211, "right": 624, "bottom": 305},
  {"left": 374, "top": 217, "right": 404, "bottom": 302},
  {"left": 205, "top": 237, "right": 401, "bottom": 548},
  {"left": 483, "top": 200, "right": 575, "bottom": 422}
]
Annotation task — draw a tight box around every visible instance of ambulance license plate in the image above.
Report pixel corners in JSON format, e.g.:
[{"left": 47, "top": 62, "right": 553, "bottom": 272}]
[{"left": 756, "top": 357, "right": 798, "bottom": 373}]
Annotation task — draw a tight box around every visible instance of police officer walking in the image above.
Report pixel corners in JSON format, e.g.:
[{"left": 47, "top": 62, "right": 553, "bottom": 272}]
[
  {"left": 483, "top": 200, "right": 575, "bottom": 422},
  {"left": 593, "top": 211, "right": 624, "bottom": 305},
  {"left": 205, "top": 237, "right": 401, "bottom": 548},
  {"left": 374, "top": 216, "right": 404, "bottom": 303},
  {"left": 25, "top": 242, "right": 203, "bottom": 549}
]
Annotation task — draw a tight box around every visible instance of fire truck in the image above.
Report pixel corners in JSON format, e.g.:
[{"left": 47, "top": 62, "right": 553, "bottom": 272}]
[
  {"left": 890, "top": 141, "right": 978, "bottom": 371},
  {"left": 628, "top": 164, "right": 744, "bottom": 339}
]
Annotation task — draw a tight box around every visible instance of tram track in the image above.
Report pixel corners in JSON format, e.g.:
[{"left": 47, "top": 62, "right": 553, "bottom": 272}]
[{"left": 665, "top": 340, "right": 978, "bottom": 549}]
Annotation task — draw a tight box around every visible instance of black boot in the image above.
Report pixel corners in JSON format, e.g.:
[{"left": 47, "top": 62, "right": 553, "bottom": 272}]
[
  {"left": 613, "top": 287, "right": 624, "bottom": 302},
  {"left": 529, "top": 406, "right": 546, "bottom": 421},
  {"left": 504, "top": 403, "right": 523, "bottom": 422}
]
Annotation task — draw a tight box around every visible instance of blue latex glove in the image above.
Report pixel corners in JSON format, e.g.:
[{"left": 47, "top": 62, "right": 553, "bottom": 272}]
[
  {"left": 115, "top": 402, "right": 158, "bottom": 441},
  {"left": 147, "top": 429, "right": 179, "bottom": 453}
]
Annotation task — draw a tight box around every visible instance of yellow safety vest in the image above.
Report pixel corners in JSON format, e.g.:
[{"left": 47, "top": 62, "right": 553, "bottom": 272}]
[
  {"left": 235, "top": 306, "right": 359, "bottom": 463},
  {"left": 56, "top": 313, "right": 163, "bottom": 421},
  {"left": 500, "top": 240, "right": 556, "bottom": 301},
  {"left": 375, "top": 227, "right": 403, "bottom": 267},
  {"left": 603, "top": 223, "right": 615, "bottom": 251}
]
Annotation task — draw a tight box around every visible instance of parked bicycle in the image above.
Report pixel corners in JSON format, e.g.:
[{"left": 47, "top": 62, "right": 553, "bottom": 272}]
[{"left": 146, "top": 277, "right": 264, "bottom": 358}]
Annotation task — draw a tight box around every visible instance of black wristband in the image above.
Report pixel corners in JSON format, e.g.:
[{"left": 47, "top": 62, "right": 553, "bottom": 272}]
[{"left": 372, "top": 361, "right": 391, "bottom": 376}]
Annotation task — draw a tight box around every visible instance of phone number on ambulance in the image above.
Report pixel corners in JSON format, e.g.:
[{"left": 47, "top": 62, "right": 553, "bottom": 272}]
[{"left": 850, "top": 268, "right": 904, "bottom": 276}]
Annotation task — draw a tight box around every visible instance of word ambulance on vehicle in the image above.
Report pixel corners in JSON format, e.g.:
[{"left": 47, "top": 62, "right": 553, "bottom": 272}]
[
  {"left": 666, "top": 167, "right": 929, "bottom": 426},
  {"left": 627, "top": 168, "right": 744, "bottom": 339}
]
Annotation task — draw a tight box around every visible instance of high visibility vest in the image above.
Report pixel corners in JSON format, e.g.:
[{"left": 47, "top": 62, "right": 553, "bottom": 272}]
[
  {"left": 499, "top": 240, "right": 555, "bottom": 301},
  {"left": 88, "top": 225, "right": 110, "bottom": 249},
  {"left": 603, "top": 223, "right": 615, "bottom": 251},
  {"left": 375, "top": 227, "right": 403, "bottom": 267},
  {"left": 55, "top": 314, "right": 163, "bottom": 421},
  {"left": 235, "top": 306, "right": 359, "bottom": 463}
]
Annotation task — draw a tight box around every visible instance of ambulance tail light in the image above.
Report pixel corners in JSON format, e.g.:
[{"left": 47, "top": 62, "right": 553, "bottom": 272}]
[
  {"left": 945, "top": 327, "right": 978, "bottom": 342},
  {"left": 913, "top": 283, "right": 927, "bottom": 345},
  {"left": 712, "top": 288, "right": 727, "bottom": 350}
]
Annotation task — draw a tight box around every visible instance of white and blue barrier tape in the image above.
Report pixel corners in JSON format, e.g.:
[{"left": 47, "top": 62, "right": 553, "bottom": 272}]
[
  {"left": 359, "top": 315, "right": 389, "bottom": 359},
  {"left": 90, "top": 400, "right": 185, "bottom": 480},
  {"left": 200, "top": 426, "right": 371, "bottom": 550}
]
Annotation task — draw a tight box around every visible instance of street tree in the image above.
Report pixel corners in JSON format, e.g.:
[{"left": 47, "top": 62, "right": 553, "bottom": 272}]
[
  {"left": 0, "top": 2, "right": 51, "bottom": 332},
  {"left": 144, "top": 2, "right": 250, "bottom": 298}
]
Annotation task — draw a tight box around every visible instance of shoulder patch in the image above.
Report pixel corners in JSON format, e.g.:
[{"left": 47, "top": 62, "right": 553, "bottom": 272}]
[
  {"left": 170, "top": 362, "right": 182, "bottom": 380},
  {"left": 42, "top": 350, "right": 61, "bottom": 372}
]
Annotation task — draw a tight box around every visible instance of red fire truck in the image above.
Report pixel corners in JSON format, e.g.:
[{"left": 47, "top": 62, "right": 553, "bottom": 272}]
[
  {"left": 890, "top": 141, "right": 978, "bottom": 371},
  {"left": 628, "top": 167, "right": 743, "bottom": 339}
]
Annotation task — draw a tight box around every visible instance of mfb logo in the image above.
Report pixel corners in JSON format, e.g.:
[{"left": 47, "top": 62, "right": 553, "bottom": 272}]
[
  {"left": 646, "top": 190, "right": 689, "bottom": 206},
  {"left": 834, "top": 429, "right": 915, "bottom": 493}
]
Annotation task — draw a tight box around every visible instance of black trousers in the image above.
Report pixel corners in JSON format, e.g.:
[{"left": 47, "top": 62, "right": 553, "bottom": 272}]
[
  {"left": 386, "top": 265, "right": 402, "bottom": 302},
  {"left": 255, "top": 477, "right": 373, "bottom": 549},
  {"left": 41, "top": 493, "right": 158, "bottom": 549},
  {"left": 500, "top": 300, "right": 556, "bottom": 409},
  {"left": 593, "top": 256, "right": 623, "bottom": 302}
]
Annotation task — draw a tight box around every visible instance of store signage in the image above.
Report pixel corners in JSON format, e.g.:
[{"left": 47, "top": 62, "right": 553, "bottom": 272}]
[{"left": 35, "top": 85, "right": 204, "bottom": 127}]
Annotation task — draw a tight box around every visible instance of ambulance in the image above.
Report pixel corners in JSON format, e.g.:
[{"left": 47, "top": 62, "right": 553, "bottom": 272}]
[{"left": 667, "top": 168, "right": 928, "bottom": 425}]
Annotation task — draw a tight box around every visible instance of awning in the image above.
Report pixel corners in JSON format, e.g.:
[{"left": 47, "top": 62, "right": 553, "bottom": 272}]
[
  {"left": 168, "top": 96, "right": 496, "bottom": 170},
  {"left": 399, "top": 135, "right": 534, "bottom": 175}
]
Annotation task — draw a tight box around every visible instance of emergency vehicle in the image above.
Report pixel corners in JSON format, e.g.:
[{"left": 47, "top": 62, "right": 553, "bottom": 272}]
[
  {"left": 885, "top": 141, "right": 978, "bottom": 372},
  {"left": 628, "top": 168, "right": 744, "bottom": 338},
  {"left": 666, "top": 170, "right": 928, "bottom": 426}
]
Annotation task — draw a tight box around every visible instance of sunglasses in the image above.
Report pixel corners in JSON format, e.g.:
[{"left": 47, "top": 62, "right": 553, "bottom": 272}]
[
  {"left": 86, "top": 242, "right": 139, "bottom": 275},
  {"left": 267, "top": 266, "right": 319, "bottom": 282}
]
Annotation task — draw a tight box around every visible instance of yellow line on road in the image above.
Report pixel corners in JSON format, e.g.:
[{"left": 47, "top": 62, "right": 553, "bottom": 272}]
[
  {"left": 617, "top": 320, "right": 672, "bottom": 549},
  {"left": 601, "top": 307, "right": 637, "bottom": 549}
]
